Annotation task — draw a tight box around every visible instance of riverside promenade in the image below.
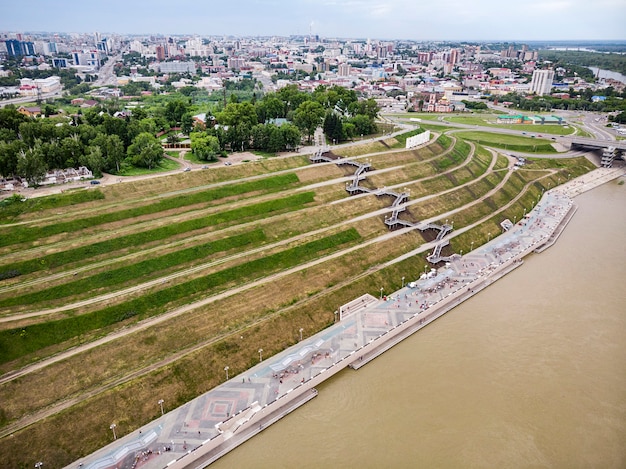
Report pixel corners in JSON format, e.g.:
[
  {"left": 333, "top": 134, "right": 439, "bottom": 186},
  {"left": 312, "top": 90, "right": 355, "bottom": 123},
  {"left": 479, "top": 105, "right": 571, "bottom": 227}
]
[{"left": 67, "top": 167, "right": 624, "bottom": 469}]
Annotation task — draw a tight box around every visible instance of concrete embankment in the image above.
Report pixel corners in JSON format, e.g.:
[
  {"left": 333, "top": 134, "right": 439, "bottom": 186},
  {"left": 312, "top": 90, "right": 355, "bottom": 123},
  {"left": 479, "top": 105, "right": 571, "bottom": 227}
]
[{"left": 352, "top": 259, "right": 524, "bottom": 370}]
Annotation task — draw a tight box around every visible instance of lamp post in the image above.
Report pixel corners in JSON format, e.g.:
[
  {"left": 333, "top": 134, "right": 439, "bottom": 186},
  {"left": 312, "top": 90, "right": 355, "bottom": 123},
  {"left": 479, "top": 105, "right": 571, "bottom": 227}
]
[
  {"left": 460, "top": 249, "right": 463, "bottom": 257},
  {"left": 402, "top": 276, "right": 405, "bottom": 288},
  {"left": 488, "top": 232, "right": 492, "bottom": 242},
  {"left": 258, "top": 348, "right": 263, "bottom": 362},
  {"left": 299, "top": 328, "right": 304, "bottom": 341},
  {"left": 110, "top": 423, "right": 117, "bottom": 440},
  {"left": 35, "top": 462, "right": 43, "bottom": 469},
  {"left": 471, "top": 241, "right": 474, "bottom": 251},
  {"left": 380, "top": 287, "right": 384, "bottom": 299},
  {"left": 224, "top": 366, "right": 229, "bottom": 380},
  {"left": 158, "top": 399, "right": 164, "bottom": 416},
  {"left": 334, "top": 310, "right": 338, "bottom": 322}
]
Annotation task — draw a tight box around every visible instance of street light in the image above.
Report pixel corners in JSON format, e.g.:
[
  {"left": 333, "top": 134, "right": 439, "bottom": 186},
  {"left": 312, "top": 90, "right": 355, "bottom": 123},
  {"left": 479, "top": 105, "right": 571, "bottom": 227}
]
[
  {"left": 402, "top": 276, "right": 405, "bottom": 288},
  {"left": 258, "top": 348, "right": 263, "bottom": 362},
  {"left": 488, "top": 232, "right": 492, "bottom": 242},
  {"left": 460, "top": 249, "right": 463, "bottom": 257},
  {"left": 471, "top": 241, "right": 474, "bottom": 251},
  {"left": 334, "top": 310, "right": 338, "bottom": 322},
  {"left": 110, "top": 423, "right": 117, "bottom": 440},
  {"left": 158, "top": 399, "right": 164, "bottom": 416},
  {"left": 35, "top": 462, "right": 43, "bottom": 469},
  {"left": 380, "top": 287, "right": 384, "bottom": 299},
  {"left": 299, "top": 328, "right": 304, "bottom": 341},
  {"left": 224, "top": 366, "right": 229, "bottom": 380}
]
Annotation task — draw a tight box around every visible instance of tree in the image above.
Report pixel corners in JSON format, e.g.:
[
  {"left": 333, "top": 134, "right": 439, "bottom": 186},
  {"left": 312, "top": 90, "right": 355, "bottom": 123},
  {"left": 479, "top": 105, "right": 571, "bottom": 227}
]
[
  {"left": 216, "top": 102, "right": 258, "bottom": 127},
  {"left": 349, "top": 114, "right": 377, "bottom": 136},
  {"left": 17, "top": 147, "right": 47, "bottom": 187},
  {"left": 0, "top": 106, "right": 27, "bottom": 133},
  {"left": 266, "top": 125, "right": 284, "bottom": 153},
  {"left": 181, "top": 112, "right": 195, "bottom": 135},
  {"left": 60, "top": 134, "right": 83, "bottom": 167},
  {"left": 127, "top": 132, "right": 163, "bottom": 169},
  {"left": 93, "top": 134, "right": 125, "bottom": 173},
  {"left": 280, "top": 123, "right": 301, "bottom": 150},
  {"left": 256, "top": 96, "right": 285, "bottom": 123},
  {"left": 80, "top": 146, "right": 104, "bottom": 177},
  {"left": 323, "top": 111, "right": 344, "bottom": 143},
  {"left": 276, "top": 84, "right": 310, "bottom": 113},
  {"left": 250, "top": 124, "right": 270, "bottom": 150},
  {"left": 347, "top": 98, "right": 379, "bottom": 119},
  {"left": 293, "top": 101, "right": 324, "bottom": 143},
  {"left": 190, "top": 132, "right": 220, "bottom": 161},
  {"left": 165, "top": 99, "right": 191, "bottom": 126},
  {"left": 0, "top": 140, "right": 25, "bottom": 177}
]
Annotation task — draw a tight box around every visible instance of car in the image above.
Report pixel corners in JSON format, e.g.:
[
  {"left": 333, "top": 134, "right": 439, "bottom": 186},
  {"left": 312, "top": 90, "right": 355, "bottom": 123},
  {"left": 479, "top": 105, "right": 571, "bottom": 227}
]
[
  {"left": 551, "top": 137, "right": 557, "bottom": 140},
  {"left": 90, "top": 180, "right": 100, "bottom": 185},
  {"left": 224, "top": 161, "right": 232, "bottom": 166},
  {"left": 537, "top": 134, "right": 543, "bottom": 137},
  {"left": 183, "top": 167, "right": 191, "bottom": 172},
  {"left": 521, "top": 132, "right": 527, "bottom": 135},
  {"left": 201, "top": 165, "right": 209, "bottom": 169}
]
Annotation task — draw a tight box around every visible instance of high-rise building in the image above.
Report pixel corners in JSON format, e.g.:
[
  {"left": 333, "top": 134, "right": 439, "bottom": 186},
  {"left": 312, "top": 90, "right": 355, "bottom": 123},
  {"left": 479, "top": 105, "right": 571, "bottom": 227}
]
[
  {"left": 338, "top": 62, "right": 351, "bottom": 76},
  {"left": 156, "top": 45, "right": 166, "bottom": 61},
  {"left": 5, "top": 39, "right": 35, "bottom": 56},
  {"left": 448, "top": 48, "right": 459, "bottom": 65},
  {"left": 529, "top": 69, "right": 555, "bottom": 96}
]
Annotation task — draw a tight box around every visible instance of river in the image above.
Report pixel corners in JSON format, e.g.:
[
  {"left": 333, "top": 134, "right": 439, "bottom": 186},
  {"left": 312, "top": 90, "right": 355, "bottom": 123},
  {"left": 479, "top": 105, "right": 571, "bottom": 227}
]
[
  {"left": 587, "top": 67, "right": 626, "bottom": 84},
  {"left": 211, "top": 180, "right": 626, "bottom": 468}
]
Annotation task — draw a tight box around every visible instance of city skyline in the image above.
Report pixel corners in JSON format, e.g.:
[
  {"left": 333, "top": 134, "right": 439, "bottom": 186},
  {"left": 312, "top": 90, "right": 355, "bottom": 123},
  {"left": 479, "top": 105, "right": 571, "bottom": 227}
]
[{"left": 1, "top": 0, "right": 625, "bottom": 42}]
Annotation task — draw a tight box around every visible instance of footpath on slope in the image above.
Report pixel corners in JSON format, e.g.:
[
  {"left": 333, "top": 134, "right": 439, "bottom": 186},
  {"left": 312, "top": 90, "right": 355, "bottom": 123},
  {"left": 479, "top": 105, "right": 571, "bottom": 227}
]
[{"left": 68, "top": 166, "right": 625, "bottom": 469}]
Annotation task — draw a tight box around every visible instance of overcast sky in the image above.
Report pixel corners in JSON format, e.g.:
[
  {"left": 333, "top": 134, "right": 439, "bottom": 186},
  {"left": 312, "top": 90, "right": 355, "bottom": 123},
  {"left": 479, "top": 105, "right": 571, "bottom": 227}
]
[{"left": 1, "top": 0, "right": 625, "bottom": 41}]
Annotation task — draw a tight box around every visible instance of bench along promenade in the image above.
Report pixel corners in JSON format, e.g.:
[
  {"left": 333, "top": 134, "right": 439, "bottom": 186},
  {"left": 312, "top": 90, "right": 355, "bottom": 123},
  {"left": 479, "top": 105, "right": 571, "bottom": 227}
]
[{"left": 67, "top": 165, "right": 624, "bottom": 469}]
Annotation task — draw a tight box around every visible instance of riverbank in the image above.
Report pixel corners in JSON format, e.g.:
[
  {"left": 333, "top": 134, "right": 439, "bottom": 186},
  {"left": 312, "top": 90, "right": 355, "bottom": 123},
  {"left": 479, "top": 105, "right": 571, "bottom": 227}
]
[{"left": 69, "top": 167, "right": 625, "bottom": 469}]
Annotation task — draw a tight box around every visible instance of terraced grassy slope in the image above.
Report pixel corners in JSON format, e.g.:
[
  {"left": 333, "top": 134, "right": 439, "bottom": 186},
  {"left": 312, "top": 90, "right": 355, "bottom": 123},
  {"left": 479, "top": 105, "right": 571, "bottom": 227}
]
[{"left": 0, "top": 130, "right": 596, "bottom": 468}]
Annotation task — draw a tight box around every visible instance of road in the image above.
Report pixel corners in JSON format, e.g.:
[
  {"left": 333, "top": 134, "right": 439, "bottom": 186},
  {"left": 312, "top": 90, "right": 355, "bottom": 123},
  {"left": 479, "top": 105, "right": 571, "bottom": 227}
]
[
  {"left": 0, "top": 91, "right": 62, "bottom": 108},
  {"left": 93, "top": 53, "right": 123, "bottom": 87}
]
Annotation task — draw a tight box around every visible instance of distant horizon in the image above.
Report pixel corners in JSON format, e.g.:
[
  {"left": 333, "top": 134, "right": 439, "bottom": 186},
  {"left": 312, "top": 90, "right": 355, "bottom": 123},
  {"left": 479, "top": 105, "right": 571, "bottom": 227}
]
[
  {"left": 1, "top": 0, "right": 625, "bottom": 42},
  {"left": 3, "top": 31, "right": 626, "bottom": 47}
]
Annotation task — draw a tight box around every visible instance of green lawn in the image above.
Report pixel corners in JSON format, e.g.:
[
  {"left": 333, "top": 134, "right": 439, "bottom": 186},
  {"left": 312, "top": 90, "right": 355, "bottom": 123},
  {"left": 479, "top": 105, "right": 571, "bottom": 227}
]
[
  {"left": 117, "top": 157, "right": 181, "bottom": 176},
  {"left": 455, "top": 131, "right": 558, "bottom": 153},
  {"left": 444, "top": 115, "right": 576, "bottom": 136}
]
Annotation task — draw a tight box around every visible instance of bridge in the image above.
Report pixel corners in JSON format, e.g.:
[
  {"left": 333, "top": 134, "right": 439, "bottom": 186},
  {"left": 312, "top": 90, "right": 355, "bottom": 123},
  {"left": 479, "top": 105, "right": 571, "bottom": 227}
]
[
  {"left": 564, "top": 137, "right": 626, "bottom": 168},
  {"left": 566, "top": 137, "right": 626, "bottom": 151}
]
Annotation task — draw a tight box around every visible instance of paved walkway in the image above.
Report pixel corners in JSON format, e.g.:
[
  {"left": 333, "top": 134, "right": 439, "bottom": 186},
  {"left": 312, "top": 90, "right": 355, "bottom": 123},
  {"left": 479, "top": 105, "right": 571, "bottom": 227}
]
[{"left": 67, "top": 168, "right": 624, "bottom": 469}]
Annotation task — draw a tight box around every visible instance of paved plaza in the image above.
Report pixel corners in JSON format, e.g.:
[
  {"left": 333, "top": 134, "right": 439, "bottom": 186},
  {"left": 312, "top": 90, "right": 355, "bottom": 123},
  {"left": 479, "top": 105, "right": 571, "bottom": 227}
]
[{"left": 68, "top": 168, "right": 624, "bottom": 469}]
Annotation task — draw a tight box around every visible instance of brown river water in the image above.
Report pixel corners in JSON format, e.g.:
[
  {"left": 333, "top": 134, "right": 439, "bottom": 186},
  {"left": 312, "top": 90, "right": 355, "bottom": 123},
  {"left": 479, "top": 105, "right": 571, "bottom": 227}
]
[{"left": 212, "top": 180, "right": 626, "bottom": 469}]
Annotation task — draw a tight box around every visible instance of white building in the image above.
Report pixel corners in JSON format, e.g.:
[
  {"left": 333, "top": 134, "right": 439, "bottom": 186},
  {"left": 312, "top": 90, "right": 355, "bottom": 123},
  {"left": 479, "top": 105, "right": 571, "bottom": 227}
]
[
  {"left": 18, "top": 76, "right": 62, "bottom": 95},
  {"left": 157, "top": 61, "right": 196, "bottom": 75},
  {"left": 529, "top": 69, "right": 555, "bottom": 96}
]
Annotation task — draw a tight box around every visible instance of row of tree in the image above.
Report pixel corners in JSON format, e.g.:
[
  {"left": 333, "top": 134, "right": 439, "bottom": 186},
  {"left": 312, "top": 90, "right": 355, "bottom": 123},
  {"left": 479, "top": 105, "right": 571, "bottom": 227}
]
[
  {"left": 491, "top": 90, "right": 626, "bottom": 113},
  {"left": 0, "top": 82, "right": 380, "bottom": 184},
  {"left": 0, "top": 106, "right": 164, "bottom": 185},
  {"left": 187, "top": 84, "right": 379, "bottom": 159}
]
